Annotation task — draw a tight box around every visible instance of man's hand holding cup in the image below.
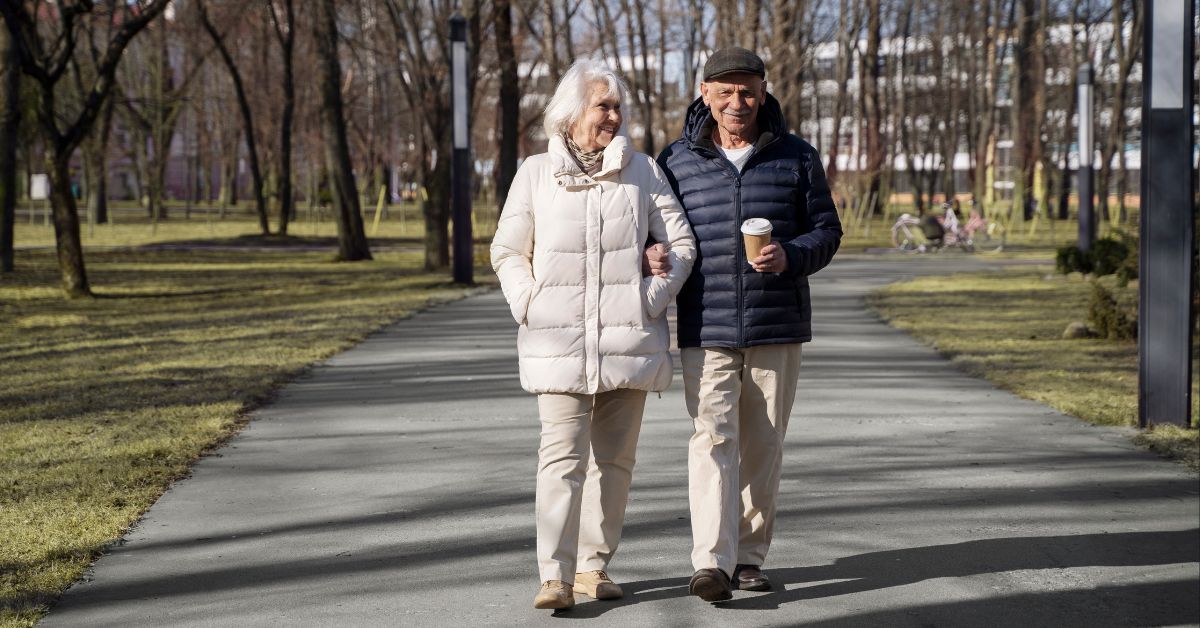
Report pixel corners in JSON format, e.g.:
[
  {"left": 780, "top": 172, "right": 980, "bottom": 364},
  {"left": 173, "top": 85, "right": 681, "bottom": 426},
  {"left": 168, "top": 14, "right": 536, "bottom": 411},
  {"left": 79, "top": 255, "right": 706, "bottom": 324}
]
[{"left": 742, "top": 218, "right": 787, "bottom": 273}]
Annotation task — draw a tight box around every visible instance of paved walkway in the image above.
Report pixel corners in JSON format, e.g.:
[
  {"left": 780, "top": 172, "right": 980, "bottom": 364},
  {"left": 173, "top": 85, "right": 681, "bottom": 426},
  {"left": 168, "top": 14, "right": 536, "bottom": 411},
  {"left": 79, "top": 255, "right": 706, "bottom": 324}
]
[{"left": 42, "top": 255, "right": 1199, "bottom": 628}]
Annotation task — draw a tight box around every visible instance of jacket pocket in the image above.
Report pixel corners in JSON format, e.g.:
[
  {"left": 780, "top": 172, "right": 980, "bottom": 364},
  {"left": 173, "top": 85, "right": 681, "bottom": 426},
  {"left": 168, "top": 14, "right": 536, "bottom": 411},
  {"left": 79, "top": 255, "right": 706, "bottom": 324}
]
[
  {"left": 792, "top": 275, "right": 811, "bottom": 321},
  {"left": 520, "top": 280, "right": 544, "bottom": 325}
]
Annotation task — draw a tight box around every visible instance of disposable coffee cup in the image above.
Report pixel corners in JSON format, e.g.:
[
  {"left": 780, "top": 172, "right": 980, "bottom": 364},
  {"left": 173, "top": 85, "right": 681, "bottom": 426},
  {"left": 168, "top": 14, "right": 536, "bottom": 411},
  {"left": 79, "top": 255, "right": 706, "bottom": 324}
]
[{"left": 741, "top": 218, "right": 773, "bottom": 263}]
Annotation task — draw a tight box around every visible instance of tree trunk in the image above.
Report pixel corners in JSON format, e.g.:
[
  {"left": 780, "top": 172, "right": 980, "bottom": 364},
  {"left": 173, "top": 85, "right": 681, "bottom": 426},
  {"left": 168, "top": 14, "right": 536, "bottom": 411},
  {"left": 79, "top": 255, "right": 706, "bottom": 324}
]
[
  {"left": 2, "top": 0, "right": 169, "bottom": 295},
  {"left": 1009, "top": 0, "right": 1037, "bottom": 223},
  {"left": 971, "top": 0, "right": 999, "bottom": 212},
  {"left": 149, "top": 139, "right": 172, "bottom": 223},
  {"left": 271, "top": 0, "right": 296, "bottom": 236},
  {"left": 1, "top": 26, "right": 18, "bottom": 272},
  {"left": 631, "top": 0, "right": 654, "bottom": 154},
  {"left": 423, "top": 152, "right": 451, "bottom": 270},
  {"left": 81, "top": 96, "right": 112, "bottom": 225},
  {"left": 826, "top": 0, "right": 855, "bottom": 189},
  {"left": 199, "top": 1, "right": 269, "bottom": 235},
  {"left": 862, "top": 0, "right": 884, "bottom": 215},
  {"left": 313, "top": 0, "right": 371, "bottom": 261},
  {"left": 46, "top": 149, "right": 90, "bottom": 297},
  {"left": 543, "top": 2, "right": 561, "bottom": 84},
  {"left": 492, "top": 0, "right": 519, "bottom": 217},
  {"left": 1098, "top": 0, "right": 1140, "bottom": 224}
]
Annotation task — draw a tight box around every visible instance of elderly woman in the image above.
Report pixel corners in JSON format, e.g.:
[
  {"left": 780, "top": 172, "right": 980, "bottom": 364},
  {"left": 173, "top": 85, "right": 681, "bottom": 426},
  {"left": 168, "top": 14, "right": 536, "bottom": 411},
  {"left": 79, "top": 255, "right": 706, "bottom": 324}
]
[{"left": 491, "top": 59, "right": 695, "bottom": 611}]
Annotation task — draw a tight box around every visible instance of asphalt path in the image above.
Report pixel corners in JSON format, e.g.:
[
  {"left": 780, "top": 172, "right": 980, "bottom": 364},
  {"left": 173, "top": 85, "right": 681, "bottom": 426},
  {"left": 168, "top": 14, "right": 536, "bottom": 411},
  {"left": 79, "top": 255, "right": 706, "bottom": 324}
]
[{"left": 42, "top": 254, "right": 1200, "bottom": 628}]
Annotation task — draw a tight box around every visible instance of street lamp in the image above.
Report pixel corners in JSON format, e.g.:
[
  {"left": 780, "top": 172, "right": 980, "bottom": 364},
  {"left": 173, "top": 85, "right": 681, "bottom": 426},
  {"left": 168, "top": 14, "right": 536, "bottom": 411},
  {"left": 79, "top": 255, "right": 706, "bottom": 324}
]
[
  {"left": 1139, "top": 0, "right": 1194, "bottom": 427},
  {"left": 450, "top": 13, "right": 473, "bottom": 285},
  {"left": 1076, "top": 63, "right": 1094, "bottom": 251}
]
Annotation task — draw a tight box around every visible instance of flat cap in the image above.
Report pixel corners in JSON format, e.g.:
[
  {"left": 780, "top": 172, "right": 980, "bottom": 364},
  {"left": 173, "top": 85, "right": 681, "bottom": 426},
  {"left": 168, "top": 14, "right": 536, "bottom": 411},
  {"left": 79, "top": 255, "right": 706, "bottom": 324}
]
[{"left": 702, "top": 47, "right": 766, "bottom": 81}]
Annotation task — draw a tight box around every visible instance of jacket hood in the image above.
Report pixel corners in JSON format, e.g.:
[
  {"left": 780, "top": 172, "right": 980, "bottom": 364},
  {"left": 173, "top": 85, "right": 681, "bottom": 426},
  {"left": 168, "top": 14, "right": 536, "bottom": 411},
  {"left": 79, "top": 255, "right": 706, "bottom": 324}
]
[{"left": 681, "top": 92, "right": 787, "bottom": 153}]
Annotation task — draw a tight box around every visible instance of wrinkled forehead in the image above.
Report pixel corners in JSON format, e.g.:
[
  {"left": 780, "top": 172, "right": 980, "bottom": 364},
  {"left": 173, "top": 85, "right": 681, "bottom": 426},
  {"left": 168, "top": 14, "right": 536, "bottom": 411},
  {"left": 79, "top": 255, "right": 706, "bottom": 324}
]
[
  {"left": 703, "top": 72, "right": 766, "bottom": 92},
  {"left": 586, "top": 80, "right": 622, "bottom": 105}
]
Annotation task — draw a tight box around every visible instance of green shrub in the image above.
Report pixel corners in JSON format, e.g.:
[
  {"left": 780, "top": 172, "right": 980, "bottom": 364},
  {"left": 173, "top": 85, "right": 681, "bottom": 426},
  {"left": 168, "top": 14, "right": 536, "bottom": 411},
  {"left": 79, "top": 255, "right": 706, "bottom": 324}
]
[
  {"left": 1110, "top": 228, "right": 1140, "bottom": 286},
  {"left": 1090, "top": 238, "right": 1131, "bottom": 276},
  {"left": 1115, "top": 251, "right": 1139, "bottom": 286},
  {"left": 1087, "top": 282, "right": 1137, "bottom": 340},
  {"left": 1056, "top": 244, "right": 1092, "bottom": 274},
  {"left": 1056, "top": 238, "right": 1136, "bottom": 279}
]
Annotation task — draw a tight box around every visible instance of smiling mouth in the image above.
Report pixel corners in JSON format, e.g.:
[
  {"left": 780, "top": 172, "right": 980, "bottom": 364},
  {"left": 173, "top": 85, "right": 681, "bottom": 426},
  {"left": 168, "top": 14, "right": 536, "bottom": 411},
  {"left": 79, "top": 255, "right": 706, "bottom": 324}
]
[{"left": 599, "top": 126, "right": 616, "bottom": 134}]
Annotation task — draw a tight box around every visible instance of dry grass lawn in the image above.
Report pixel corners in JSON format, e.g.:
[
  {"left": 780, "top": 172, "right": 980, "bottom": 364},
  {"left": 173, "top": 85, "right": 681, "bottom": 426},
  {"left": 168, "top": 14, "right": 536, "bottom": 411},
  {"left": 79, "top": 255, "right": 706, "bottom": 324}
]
[
  {"left": 869, "top": 268, "right": 1198, "bottom": 471},
  {"left": 1, "top": 231, "right": 494, "bottom": 627}
]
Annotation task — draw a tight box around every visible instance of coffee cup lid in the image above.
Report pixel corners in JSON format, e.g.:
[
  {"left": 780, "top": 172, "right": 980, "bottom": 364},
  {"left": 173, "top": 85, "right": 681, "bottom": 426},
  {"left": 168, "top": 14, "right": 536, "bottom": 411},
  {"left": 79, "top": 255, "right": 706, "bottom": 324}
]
[{"left": 740, "top": 218, "right": 772, "bottom": 235}]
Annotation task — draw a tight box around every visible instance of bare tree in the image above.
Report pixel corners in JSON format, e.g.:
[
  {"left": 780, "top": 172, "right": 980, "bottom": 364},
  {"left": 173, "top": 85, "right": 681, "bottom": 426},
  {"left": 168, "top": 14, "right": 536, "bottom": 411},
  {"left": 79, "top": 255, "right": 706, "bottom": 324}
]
[
  {"left": 1096, "top": 0, "right": 1140, "bottom": 223},
  {"left": 267, "top": 0, "right": 296, "bottom": 235},
  {"left": 1008, "top": 0, "right": 1039, "bottom": 223},
  {"left": 966, "top": 0, "right": 1011, "bottom": 215},
  {"left": 934, "top": 2, "right": 963, "bottom": 202},
  {"left": 386, "top": 0, "right": 482, "bottom": 270},
  {"left": 617, "top": 0, "right": 657, "bottom": 153},
  {"left": 713, "top": 0, "right": 762, "bottom": 49},
  {"left": 825, "top": 0, "right": 861, "bottom": 191},
  {"left": 119, "top": 14, "right": 211, "bottom": 223},
  {"left": 313, "top": 0, "right": 371, "bottom": 260},
  {"left": 70, "top": 12, "right": 118, "bottom": 226},
  {"left": 0, "top": 24, "right": 17, "bottom": 272},
  {"left": 767, "top": 0, "right": 815, "bottom": 131},
  {"left": 492, "top": 0, "right": 520, "bottom": 215},
  {"left": 198, "top": 0, "right": 270, "bottom": 235},
  {"left": 1, "top": 0, "right": 172, "bottom": 297},
  {"left": 860, "top": 0, "right": 885, "bottom": 214}
]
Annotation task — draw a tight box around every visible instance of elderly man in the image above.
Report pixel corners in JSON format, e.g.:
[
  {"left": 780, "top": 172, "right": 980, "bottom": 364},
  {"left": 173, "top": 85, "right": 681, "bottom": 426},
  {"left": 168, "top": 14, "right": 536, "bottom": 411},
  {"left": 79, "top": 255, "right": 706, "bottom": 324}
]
[{"left": 653, "top": 47, "right": 842, "bottom": 602}]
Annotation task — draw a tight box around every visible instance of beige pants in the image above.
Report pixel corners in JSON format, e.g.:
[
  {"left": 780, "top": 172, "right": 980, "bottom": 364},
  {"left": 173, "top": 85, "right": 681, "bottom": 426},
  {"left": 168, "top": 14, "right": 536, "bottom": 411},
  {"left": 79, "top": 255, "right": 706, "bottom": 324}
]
[
  {"left": 535, "top": 388, "right": 646, "bottom": 584},
  {"left": 682, "top": 344, "right": 802, "bottom": 576}
]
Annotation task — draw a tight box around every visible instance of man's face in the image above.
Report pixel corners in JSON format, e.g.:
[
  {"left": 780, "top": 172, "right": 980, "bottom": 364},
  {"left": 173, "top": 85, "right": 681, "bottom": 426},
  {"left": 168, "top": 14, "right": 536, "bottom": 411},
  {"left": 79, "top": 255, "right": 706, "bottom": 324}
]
[{"left": 700, "top": 73, "right": 766, "bottom": 138}]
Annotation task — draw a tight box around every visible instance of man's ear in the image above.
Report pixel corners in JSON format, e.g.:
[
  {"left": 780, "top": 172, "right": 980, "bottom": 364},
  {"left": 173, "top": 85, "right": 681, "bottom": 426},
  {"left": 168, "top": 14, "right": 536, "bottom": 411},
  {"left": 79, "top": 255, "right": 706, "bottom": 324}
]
[
  {"left": 759, "top": 80, "right": 767, "bottom": 99},
  {"left": 700, "top": 81, "right": 710, "bottom": 106}
]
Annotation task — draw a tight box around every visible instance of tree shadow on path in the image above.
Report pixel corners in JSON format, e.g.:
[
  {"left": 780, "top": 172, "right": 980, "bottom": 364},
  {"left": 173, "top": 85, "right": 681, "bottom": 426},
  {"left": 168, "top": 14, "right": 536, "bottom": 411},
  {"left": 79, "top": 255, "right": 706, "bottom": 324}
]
[{"left": 565, "top": 529, "right": 1200, "bottom": 624}]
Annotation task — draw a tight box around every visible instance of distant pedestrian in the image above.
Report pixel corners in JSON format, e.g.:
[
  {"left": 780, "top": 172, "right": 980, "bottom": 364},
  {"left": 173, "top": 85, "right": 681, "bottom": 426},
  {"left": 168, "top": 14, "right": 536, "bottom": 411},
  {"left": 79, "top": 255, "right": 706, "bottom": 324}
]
[
  {"left": 490, "top": 58, "right": 695, "bottom": 611},
  {"left": 651, "top": 46, "right": 842, "bottom": 601}
]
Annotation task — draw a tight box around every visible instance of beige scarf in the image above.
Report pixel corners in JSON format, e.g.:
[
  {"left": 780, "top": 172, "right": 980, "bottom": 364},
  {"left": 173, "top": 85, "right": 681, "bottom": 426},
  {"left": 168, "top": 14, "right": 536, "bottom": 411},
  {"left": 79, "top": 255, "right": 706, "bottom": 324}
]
[{"left": 564, "top": 134, "right": 603, "bottom": 175}]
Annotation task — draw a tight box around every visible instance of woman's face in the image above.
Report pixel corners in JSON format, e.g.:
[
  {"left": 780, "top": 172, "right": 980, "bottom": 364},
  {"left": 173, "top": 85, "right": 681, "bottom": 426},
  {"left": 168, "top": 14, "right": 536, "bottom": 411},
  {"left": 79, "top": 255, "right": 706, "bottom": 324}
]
[{"left": 569, "top": 82, "right": 622, "bottom": 152}]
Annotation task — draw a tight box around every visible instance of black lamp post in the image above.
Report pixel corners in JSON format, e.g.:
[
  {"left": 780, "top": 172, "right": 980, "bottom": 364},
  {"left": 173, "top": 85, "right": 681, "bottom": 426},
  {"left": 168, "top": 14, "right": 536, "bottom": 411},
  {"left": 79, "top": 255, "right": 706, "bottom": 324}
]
[
  {"left": 1077, "top": 63, "right": 1095, "bottom": 252},
  {"left": 1138, "top": 0, "right": 1195, "bottom": 427},
  {"left": 450, "top": 13, "right": 473, "bottom": 285}
]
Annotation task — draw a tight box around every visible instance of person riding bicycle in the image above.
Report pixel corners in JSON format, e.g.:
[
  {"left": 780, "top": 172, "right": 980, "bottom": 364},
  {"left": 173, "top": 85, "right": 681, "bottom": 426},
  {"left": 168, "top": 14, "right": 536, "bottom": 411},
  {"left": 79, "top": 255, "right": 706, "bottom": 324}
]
[{"left": 920, "top": 212, "right": 945, "bottom": 247}]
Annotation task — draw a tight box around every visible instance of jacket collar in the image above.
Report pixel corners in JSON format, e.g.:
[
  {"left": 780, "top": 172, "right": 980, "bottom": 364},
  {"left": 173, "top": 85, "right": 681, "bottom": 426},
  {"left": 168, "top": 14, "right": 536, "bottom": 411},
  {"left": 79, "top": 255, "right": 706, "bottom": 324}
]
[
  {"left": 681, "top": 92, "right": 787, "bottom": 157},
  {"left": 548, "top": 133, "right": 632, "bottom": 182}
]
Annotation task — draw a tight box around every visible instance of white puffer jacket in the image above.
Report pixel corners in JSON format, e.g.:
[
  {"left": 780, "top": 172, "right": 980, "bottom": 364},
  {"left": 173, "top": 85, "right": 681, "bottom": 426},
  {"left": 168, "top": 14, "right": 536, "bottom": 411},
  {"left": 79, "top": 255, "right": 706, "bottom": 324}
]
[{"left": 491, "top": 134, "right": 695, "bottom": 394}]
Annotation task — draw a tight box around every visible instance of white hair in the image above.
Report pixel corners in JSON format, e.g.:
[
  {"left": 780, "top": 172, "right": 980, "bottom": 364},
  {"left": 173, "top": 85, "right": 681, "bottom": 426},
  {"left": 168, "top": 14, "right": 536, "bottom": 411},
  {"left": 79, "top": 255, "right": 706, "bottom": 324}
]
[{"left": 542, "top": 59, "right": 630, "bottom": 139}]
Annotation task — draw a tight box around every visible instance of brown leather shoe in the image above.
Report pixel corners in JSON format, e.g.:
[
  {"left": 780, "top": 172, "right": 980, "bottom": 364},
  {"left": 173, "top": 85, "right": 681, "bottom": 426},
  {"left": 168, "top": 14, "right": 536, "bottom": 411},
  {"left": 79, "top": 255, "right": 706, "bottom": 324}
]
[
  {"left": 533, "top": 580, "right": 574, "bottom": 610},
  {"left": 733, "top": 564, "right": 771, "bottom": 591},
  {"left": 574, "top": 570, "right": 623, "bottom": 600},
  {"left": 689, "top": 568, "right": 733, "bottom": 602}
]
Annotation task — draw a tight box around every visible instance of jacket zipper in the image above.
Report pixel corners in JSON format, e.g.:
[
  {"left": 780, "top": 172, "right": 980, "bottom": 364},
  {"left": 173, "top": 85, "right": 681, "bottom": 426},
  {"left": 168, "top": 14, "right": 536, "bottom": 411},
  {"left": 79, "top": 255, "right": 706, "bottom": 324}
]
[
  {"left": 701, "top": 135, "right": 777, "bottom": 348},
  {"left": 730, "top": 167, "right": 744, "bottom": 347}
]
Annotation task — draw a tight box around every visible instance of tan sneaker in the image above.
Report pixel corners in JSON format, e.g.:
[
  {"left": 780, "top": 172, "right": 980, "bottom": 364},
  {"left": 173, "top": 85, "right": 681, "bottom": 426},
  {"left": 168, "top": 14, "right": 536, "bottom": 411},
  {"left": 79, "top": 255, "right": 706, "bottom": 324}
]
[
  {"left": 574, "top": 570, "right": 623, "bottom": 600},
  {"left": 533, "top": 580, "right": 575, "bottom": 610}
]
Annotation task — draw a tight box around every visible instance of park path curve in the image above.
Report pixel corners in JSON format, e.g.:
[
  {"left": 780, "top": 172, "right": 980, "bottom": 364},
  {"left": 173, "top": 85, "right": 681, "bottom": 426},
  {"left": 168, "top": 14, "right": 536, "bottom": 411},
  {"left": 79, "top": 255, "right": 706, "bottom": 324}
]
[{"left": 42, "top": 254, "right": 1199, "bottom": 628}]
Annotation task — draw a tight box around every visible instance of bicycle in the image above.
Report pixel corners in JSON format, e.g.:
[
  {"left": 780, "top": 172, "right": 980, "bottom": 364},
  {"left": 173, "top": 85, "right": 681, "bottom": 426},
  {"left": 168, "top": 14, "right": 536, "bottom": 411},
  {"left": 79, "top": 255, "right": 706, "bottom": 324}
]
[
  {"left": 963, "top": 207, "right": 1006, "bottom": 253},
  {"left": 890, "top": 202, "right": 1004, "bottom": 253},
  {"left": 890, "top": 212, "right": 923, "bottom": 251}
]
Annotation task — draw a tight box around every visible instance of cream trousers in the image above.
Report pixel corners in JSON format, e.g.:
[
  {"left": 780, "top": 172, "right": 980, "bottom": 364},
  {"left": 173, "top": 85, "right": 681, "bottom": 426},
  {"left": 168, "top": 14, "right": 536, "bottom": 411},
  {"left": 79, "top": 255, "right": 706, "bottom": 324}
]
[
  {"left": 535, "top": 388, "right": 646, "bottom": 584},
  {"left": 682, "top": 344, "right": 803, "bottom": 576}
]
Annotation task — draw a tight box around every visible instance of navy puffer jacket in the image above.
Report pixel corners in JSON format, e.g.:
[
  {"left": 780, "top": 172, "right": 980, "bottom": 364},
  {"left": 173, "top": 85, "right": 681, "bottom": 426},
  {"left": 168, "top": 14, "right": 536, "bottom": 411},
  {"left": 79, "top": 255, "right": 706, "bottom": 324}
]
[{"left": 656, "top": 94, "right": 842, "bottom": 348}]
